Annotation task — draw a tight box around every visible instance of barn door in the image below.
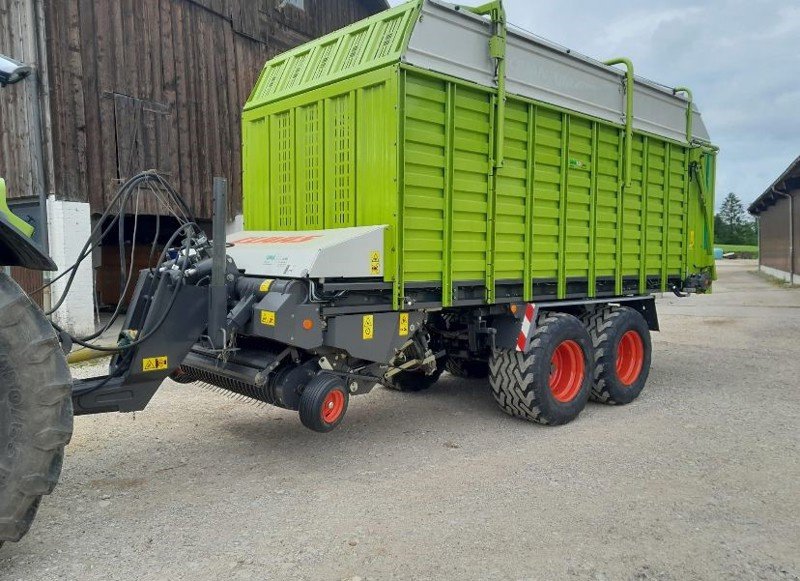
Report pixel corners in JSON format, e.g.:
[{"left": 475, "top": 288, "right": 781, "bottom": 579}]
[{"left": 113, "top": 94, "right": 175, "bottom": 180}]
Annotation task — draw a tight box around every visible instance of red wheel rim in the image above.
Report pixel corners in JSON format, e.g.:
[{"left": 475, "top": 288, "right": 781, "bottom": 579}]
[
  {"left": 321, "top": 389, "right": 345, "bottom": 424},
  {"left": 616, "top": 330, "right": 644, "bottom": 386},
  {"left": 549, "top": 340, "right": 585, "bottom": 403}
]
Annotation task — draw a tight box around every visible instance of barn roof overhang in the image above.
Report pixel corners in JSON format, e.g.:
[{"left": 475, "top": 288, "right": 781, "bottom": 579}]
[
  {"left": 749, "top": 155, "right": 800, "bottom": 215},
  {"left": 360, "top": 0, "right": 390, "bottom": 11}
]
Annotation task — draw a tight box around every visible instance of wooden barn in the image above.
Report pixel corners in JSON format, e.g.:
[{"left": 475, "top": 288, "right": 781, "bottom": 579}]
[{"left": 0, "top": 0, "right": 387, "bottom": 323}]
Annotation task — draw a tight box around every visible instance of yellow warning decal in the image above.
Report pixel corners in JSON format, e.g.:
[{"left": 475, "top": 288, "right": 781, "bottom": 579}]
[
  {"left": 142, "top": 356, "right": 169, "bottom": 372},
  {"left": 689, "top": 230, "right": 695, "bottom": 249},
  {"left": 399, "top": 313, "right": 409, "bottom": 336},
  {"left": 259, "top": 279, "right": 274, "bottom": 293},
  {"left": 369, "top": 250, "right": 381, "bottom": 275},
  {"left": 362, "top": 314, "right": 374, "bottom": 340},
  {"left": 261, "top": 310, "right": 276, "bottom": 327}
]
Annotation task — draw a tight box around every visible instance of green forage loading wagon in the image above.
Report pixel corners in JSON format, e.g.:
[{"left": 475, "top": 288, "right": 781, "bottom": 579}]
[{"left": 241, "top": 0, "right": 717, "bottom": 310}]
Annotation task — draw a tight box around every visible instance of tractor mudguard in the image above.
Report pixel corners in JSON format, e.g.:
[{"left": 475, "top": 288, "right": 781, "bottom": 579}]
[
  {"left": 0, "top": 178, "right": 55, "bottom": 270},
  {"left": 0, "top": 216, "right": 56, "bottom": 270}
]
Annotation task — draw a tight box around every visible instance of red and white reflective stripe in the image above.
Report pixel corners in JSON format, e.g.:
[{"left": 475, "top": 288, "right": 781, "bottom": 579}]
[{"left": 516, "top": 303, "right": 536, "bottom": 352}]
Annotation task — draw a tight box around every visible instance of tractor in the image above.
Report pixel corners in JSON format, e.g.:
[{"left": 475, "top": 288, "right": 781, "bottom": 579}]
[{"left": 1, "top": 54, "right": 73, "bottom": 547}]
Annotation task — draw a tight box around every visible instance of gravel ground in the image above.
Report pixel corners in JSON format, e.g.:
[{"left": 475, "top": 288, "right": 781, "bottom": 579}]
[{"left": 1, "top": 260, "right": 799, "bottom": 580}]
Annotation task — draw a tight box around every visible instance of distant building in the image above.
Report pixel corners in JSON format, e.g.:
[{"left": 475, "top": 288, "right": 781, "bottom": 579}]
[
  {"left": 0, "top": 0, "right": 387, "bottom": 331},
  {"left": 748, "top": 156, "right": 799, "bottom": 284}
]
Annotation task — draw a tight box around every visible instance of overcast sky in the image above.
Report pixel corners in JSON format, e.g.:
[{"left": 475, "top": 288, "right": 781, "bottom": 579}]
[{"left": 389, "top": 0, "right": 800, "bottom": 208}]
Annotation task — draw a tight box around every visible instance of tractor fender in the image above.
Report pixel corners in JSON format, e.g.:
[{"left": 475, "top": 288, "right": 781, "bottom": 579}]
[{"left": 0, "top": 214, "right": 56, "bottom": 270}]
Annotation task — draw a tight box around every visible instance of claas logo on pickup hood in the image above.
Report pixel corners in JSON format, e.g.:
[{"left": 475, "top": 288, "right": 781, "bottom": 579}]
[{"left": 235, "top": 235, "right": 322, "bottom": 244}]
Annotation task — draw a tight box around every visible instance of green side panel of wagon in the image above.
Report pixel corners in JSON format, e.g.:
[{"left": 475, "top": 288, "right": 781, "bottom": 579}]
[{"left": 399, "top": 67, "right": 708, "bottom": 306}]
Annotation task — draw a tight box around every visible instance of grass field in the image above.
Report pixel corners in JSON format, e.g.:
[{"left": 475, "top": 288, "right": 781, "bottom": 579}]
[{"left": 716, "top": 244, "right": 759, "bottom": 258}]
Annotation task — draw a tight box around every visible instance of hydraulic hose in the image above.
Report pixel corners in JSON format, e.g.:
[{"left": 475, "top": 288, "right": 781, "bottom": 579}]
[{"left": 67, "top": 346, "right": 119, "bottom": 365}]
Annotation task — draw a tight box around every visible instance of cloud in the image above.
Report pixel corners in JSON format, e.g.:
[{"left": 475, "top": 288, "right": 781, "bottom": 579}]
[{"left": 389, "top": 0, "right": 800, "bottom": 207}]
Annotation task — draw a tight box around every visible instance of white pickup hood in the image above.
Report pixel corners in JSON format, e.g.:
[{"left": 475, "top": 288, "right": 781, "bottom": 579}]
[{"left": 226, "top": 225, "right": 387, "bottom": 279}]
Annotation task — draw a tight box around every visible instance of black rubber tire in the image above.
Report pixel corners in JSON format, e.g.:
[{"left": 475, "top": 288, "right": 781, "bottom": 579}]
[
  {"left": 581, "top": 306, "right": 651, "bottom": 405},
  {"left": 445, "top": 357, "right": 489, "bottom": 379},
  {"left": 0, "top": 274, "right": 73, "bottom": 544},
  {"left": 489, "top": 312, "right": 593, "bottom": 426},
  {"left": 299, "top": 374, "right": 349, "bottom": 433},
  {"left": 384, "top": 360, "right": 445, "bottom": 392}
]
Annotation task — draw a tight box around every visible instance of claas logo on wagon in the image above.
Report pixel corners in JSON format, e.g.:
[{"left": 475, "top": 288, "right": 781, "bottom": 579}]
[{"left": 235, "top": 235, "right": 322, "bottom": 245}]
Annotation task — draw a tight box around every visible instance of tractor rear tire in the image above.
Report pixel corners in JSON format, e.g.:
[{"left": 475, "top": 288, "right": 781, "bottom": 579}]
[
  {"left": 489, "top": 312, "right": 593, "bottom": 426},
  {"left": 445, "top": 357, "right": 489, "bottom": 379},
  {"left": 0, "top": 274, "right": 73, "bottom": 544},
  {"left": 581, "top": 306, "right": 651, "bottom": 405}
]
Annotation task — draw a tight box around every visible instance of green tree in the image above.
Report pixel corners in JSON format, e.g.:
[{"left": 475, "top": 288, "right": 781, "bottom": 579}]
[
  {"left": 741, "top": 219, "right": 758, "bottom": 246},
  {"left": 715, "top": 192, "right": 757, "bottom": 245},
  {"left": 719, "top": 192, "right": 745, "bottom": 228}
]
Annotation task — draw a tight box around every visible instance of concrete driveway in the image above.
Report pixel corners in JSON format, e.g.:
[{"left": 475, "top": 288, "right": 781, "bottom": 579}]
[{"left": 1, "top": 260, "right": 798, "bottom": 580}]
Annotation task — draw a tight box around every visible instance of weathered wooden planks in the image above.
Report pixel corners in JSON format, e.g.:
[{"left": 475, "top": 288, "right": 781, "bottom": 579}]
[{"left": 0, "top": 0, "right": 386, "bottom": 219}]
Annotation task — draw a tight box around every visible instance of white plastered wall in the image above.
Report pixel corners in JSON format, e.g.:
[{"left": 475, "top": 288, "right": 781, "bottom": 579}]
[
  {"left": 759, "top": 264, "right": 796, "bottom": 284},
  {"left": 47, "top": 197, "right": 95, "bottom": 336}
]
